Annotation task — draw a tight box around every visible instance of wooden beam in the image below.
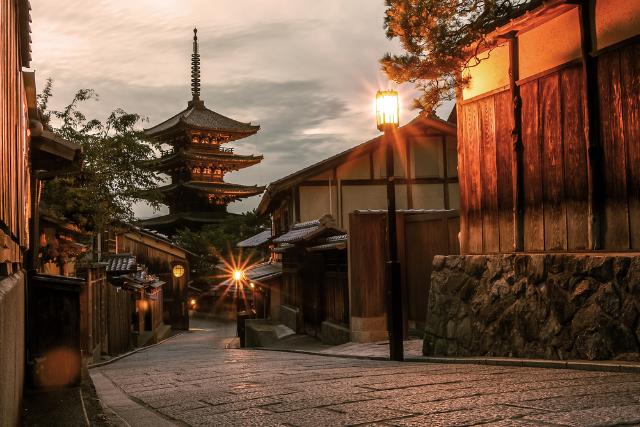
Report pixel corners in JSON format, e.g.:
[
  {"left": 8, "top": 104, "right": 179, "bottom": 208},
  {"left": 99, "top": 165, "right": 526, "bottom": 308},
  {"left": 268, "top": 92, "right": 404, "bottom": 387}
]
[
  {"left": 578, "top": 1, "right": 602, "bottom": 250},
  {"left": 507, "top": 33, "right": 525, "bottom": 252},
  {"left": 406, "top": 137, "right": 413, "bottom": 209},
  {"left": 442, "top": 136, "right": 450, "bottom": 210}
]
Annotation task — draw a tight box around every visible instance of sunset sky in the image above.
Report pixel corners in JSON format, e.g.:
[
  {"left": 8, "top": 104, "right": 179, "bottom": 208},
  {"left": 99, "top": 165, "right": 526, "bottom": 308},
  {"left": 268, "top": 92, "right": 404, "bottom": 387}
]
[{"left": 30, "top": 0, "right": 450, "bottom": 216}]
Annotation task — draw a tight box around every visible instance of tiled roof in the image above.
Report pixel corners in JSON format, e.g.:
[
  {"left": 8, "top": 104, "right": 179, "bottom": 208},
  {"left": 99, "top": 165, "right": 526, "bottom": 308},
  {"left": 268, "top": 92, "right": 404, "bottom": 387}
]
[
  {"left": 120, "top": 265, "right": 165, "bottom": 290},
  {"left": 273, "top": 215, "right": 344, "bottom": 245},
  {"left": 307, "top": 234, "right": 348, "bottom": 252},
  {"left": 156, "top": 181, "right": 265, "bottom": 196},
  {"left": 141, "top": 150, "right": 263, "bottom": 171},
  {"left": 104, "top": 254, "right": 137, "bottom": 274},
  {"left": 272, "top": 220, "right": 320, "bottom": 244},
  {"left": 237, "top": 229, "right": 272, "bottom": 248},
  {"left": 246, "top": 262, "right": 282, "bottom": 281},
  {"left": 144, "top": 101, "right": 259, "bottom": 139}
]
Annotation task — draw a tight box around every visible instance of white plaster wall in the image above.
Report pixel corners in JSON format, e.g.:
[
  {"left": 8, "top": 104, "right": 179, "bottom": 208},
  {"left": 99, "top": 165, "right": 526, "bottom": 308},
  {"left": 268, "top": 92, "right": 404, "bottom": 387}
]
[
  {"left": 340, "top": 184, "right": 397, "bottom": 229},
  {"left": 448, "top": 183, "right": 461, "bottom": 210},
  {"left": 446, "top": 137, "right": 458, "bottom": 178},
  {"left": 519, "top": 7, "right": 582, "bottom": 79},
  {"left": 299, "top": 185, "right": 337, "bottom": 222},
  {"left": 372, "top": 145, "right": 407, "bottom": 178},
  {"left": 336, "top": 155, "right": 371, "bottom": 180},
  {"left": 412, "top": 184, "right": 445, "bottom": 210},
  {"left": 596, "top": 0, "right": 640, "bottom": 50},
  {"left": 411, "top": 137, "right": 443, "bottom": 178},
  {"left": 462, "top": 43, "right": 510, "bottom": 100}
]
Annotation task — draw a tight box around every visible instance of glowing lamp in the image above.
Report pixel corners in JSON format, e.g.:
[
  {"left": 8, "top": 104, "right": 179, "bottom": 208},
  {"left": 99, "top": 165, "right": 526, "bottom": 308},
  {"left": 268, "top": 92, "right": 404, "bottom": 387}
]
[
  {"left": 375, "top": 90, "right": 399, "bottom": 131},
  {"left": 233, "top": 269, "right": 244, "bottom": 282},
  {"left": 189, "top": 298, "right": 196, "bottom": 306},
  {"left": 249, "top": 282, "right": 255, "bottom": 289},
  {"left": 172, "top": 264, "right": 185, "bottom": 278}
]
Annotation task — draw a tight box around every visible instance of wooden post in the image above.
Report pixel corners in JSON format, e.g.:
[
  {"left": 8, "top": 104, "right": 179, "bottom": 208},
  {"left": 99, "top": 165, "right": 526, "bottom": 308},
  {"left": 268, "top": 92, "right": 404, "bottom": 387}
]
[
  {"left": 578, "top": 1, "right": 602, "bottom": 250},
  {"left": 507, "top": 33, "right": 525, "bottom": 252},
  {"left": 442, "top": 135, "right": 450, "bottom": 210}
]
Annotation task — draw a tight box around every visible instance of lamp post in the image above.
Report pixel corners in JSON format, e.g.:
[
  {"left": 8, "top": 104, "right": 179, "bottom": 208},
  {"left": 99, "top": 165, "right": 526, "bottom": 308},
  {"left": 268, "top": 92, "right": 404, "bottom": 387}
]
[{"left": 375, "top": 90, "right": 403, "bottom": 362}]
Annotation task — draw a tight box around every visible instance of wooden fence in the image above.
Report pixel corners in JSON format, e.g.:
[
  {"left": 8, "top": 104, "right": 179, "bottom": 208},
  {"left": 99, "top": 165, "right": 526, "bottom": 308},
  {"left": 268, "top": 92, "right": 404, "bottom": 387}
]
[{"left": 349, "top": 210, "right": 460, "bottom": 332}]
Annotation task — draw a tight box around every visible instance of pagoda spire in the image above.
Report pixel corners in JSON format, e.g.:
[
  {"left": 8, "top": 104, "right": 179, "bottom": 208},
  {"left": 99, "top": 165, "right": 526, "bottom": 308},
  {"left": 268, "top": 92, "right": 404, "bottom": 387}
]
[{"left": 191, "top": 27, "right": 201, "bottom": 101}]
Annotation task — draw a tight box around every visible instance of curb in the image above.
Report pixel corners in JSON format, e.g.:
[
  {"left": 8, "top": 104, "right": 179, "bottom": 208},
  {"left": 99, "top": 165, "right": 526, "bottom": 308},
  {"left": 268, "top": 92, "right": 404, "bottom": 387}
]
[
  {"left": 246, "top": 347, "right": 640, "bottom": 374},
  {"left": 88, "top": 331, "right": 186, "bottom": 369}
]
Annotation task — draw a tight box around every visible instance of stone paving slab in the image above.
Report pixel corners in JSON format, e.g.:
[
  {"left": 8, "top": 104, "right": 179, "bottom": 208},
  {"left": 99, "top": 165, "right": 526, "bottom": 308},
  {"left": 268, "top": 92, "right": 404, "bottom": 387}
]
[{"left": 92, "top": 318, "right": 640, "bottom": 426}]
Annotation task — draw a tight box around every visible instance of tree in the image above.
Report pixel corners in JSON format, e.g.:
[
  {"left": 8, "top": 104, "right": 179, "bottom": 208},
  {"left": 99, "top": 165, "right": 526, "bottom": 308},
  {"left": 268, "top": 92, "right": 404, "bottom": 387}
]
[
  {"left": 381, "top": 0, "right": 536, "bottom": 111},
  {"left": 38, "top": 79, "right": 162, "bottom": 233},
  {"left": 175, "top": 210, "right": 270, "bottom": 277}
]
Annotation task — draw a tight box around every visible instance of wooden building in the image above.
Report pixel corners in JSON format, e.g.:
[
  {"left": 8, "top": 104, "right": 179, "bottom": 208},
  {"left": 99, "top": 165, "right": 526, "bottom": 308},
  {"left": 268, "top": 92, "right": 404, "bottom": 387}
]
[
  {"left": 456, "top": 0, "right": 640, "bottom": 254},
  {"left": 257, "top": 114, "right": 458, "bottom": 232},
  {"left": 111, "top": 225, "right": 190, "bottom": 330},
  {"left": 271, "top": 215, "right": 349, "bottom": 342},
  {"left": 258, "top": 114, "right": 460, "bottom": 344},
  {"left": 0, "top": 0, "right": 82, "bottom": 422},
  {"left": 423, "top": 0, "right": 640, "bottom": 360}
]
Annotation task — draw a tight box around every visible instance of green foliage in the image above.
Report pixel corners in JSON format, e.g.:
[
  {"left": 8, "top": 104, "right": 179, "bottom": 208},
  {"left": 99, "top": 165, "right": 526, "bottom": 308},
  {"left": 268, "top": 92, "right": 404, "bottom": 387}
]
[
  {"left": 38, "top": 79, "right": 162, "bottom": 231},
  {"left": 175, "top": 210, "right": 270, "bottom": 276},
  {"left": 381, "top": 0, "right": 535, "bottom": 111}
]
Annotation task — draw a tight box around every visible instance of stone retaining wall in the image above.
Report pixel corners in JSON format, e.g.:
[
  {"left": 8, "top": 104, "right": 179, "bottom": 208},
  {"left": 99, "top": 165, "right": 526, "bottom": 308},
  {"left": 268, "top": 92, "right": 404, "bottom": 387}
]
[{"left": 424, "top": 254, "right": 640, "bottom": 361}]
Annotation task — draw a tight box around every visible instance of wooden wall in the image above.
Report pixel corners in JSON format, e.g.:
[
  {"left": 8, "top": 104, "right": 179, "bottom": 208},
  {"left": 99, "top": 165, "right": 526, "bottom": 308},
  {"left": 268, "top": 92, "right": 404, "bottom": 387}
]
[
  {"left": 349, "top": 210, "right": 460, "bottom": 329},
  {"left": 458, "top": 39, "right": 640, "bottom": 253},
  {"left": 322, "top": 250, "right": 349, "bottom": 325},
  {"left": 104, "top": 284, "right": 133, "bottom": 356},
  {"left": 0, "top": 0, "right": 30, "bottom": 267},
  {"left": 598, "top": 42, "right": 640, "bottom": 250}
]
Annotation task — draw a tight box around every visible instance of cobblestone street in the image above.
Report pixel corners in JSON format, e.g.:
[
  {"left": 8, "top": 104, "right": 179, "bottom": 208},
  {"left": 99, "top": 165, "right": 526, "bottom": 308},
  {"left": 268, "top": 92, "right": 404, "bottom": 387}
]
[{"left": 92, "top": 319, "right": 640, "bottom": 426}]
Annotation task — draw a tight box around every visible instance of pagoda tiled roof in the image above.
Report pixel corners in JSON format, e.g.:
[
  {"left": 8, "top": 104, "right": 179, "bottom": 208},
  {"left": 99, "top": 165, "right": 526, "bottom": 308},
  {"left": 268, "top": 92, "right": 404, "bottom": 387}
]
[
  {"left": 156, "top": 181, "right": 265, "bottom": 196},
  {"left": 137, "top": 211, "right": 229, "bottom": 228},
  {"left": 144, "top": 100, "right": 259, "bottom": 139},
  {"left": 141, "top": 149, "right": 263, "bottom": 171}
]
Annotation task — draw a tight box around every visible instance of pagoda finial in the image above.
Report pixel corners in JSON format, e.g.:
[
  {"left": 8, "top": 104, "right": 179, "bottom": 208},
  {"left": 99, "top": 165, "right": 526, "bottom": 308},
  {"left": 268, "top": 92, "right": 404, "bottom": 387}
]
[{"left": 191, "top": 27, "right": 201, "bottom": 101}]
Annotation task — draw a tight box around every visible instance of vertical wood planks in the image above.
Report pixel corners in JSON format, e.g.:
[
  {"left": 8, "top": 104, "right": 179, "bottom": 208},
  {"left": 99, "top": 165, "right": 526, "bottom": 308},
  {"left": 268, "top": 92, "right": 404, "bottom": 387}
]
[
  {"left": 540, "top": 74, "right": 567, "bottom": 251},
  {"left": 479, "top": 97, "right": 500, "bottom": 253},
  {"left": 562, "top": 66, "right": 590, "bottom": 250},
  {"left": 621, "top": 43, "right": 640, "bottom": 249},
  {"left": 463, "top": 102, "right": 483, "bottom": 253},
  {"left": 521, "top": 80, "right": 545, "bottom": 251},
  {"left": 457, "top": 104, "right": 468, "bottom": 254},
  {"left": 599, "top": 50, "right": 630, "bottom": 250},
  {"left": 494, "top": 91, "right": 515, "bottom": 252}
]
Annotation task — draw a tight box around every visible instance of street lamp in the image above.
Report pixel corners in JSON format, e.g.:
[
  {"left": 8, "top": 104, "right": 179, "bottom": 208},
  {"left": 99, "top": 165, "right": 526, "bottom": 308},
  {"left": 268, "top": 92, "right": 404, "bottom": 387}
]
[{"left": 375, "top": 89, "right": 403, "bottom": 362}]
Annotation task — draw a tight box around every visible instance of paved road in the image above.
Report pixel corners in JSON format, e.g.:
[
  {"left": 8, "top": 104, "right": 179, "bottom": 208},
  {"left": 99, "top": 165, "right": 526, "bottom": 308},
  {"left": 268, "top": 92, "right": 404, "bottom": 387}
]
[{"left": 93, "top": 318, "right": 640, "bottom": 426}]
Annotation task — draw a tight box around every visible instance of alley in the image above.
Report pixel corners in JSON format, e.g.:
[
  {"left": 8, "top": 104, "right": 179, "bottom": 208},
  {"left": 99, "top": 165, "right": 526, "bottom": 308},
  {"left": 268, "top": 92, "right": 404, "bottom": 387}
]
[{"left": 92, "top": 319, "right": 640, "bottom": 427}]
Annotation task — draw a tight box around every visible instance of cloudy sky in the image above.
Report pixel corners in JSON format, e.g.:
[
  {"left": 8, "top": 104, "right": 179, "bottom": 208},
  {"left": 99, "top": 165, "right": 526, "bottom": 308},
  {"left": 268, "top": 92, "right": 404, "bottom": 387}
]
[{"left": 31, "top": 1, "right": 447, "bottom": 217}]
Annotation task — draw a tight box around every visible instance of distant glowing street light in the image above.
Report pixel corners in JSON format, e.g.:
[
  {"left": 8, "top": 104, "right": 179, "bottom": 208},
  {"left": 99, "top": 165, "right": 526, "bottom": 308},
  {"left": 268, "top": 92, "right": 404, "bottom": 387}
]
[
  {"left": 375, "top": 89, "right": 403, "bottom": 362},
  {"left": 249, "top": 282, "right": 255, "bottom": 289},
  {"left": 232, "top": 269, "right": 244, "bottom": 282}
]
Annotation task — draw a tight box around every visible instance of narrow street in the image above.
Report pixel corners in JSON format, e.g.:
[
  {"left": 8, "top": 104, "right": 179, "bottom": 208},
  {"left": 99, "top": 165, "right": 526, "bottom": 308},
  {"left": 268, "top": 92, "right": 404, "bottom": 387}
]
[{"left": 91, "top": 318, "right": 640, "bottom": 427}]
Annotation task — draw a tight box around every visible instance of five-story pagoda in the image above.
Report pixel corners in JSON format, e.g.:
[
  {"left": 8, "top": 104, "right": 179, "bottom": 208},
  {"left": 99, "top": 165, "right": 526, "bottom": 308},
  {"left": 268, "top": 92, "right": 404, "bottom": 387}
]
[{"left": 139, "top": 28, "right": 264, "bottom": 235}]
